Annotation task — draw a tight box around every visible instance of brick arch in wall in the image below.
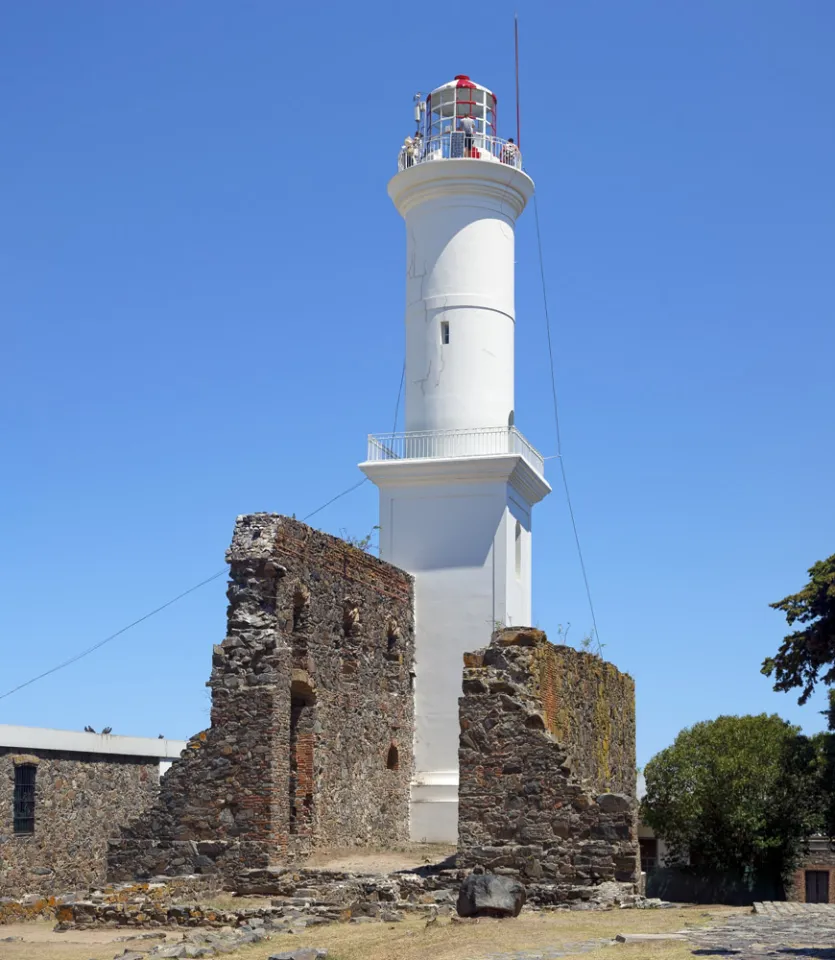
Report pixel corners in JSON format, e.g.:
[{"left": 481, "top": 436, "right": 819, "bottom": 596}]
[{"left": 289, "top": 678, "right": 316, "bottom": 837}]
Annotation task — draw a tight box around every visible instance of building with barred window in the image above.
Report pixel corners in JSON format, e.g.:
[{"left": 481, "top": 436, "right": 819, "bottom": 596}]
[{"left": 0, "top": 725, "right": 185, "bottom": 897}]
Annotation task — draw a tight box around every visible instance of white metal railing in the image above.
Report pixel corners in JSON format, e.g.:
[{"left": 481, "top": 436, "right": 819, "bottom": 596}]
[
  {"left": 398, "top": 133, "right": 522, "bottom": 173},
  {"left": 367, "top": 426, "right": 544, "bottom": 476}
]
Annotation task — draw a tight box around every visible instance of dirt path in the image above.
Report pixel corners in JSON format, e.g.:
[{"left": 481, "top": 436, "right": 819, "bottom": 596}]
[
  {"left": 303, "top": 842, "right": 456, "bottom": 874},
  {"left": 0, "top": 923, "right": 175, "bottom": 960}
]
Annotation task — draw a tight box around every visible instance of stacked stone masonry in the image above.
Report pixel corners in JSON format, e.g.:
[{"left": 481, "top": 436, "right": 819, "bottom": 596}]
[
  {"left": 109, "top": 515, "right": 415, "bottom": 882},
  {"left": 0, "top": 750, "right": 159, "bottom": 898},
  {"left": 457, "top": 628, "right": 639, "bottom": 903}
]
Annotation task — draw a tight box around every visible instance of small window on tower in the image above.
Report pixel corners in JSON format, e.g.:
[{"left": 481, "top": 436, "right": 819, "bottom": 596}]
[{"left": 441, "top": 321, "right": 450, "bottom": 345}]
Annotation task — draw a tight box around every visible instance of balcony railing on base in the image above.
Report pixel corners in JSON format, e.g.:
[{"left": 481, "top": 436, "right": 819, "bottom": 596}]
[{"left": 366, "top": 426, "right": 544, "bottom": 477}]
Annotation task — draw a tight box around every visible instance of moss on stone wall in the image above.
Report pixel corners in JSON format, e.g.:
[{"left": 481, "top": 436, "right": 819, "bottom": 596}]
[
  {"left": 458, "top": 628, "right": 640, "bottom": 896},
  {"left": 529, "top": 640, "right": 634, "bottom": 795}
]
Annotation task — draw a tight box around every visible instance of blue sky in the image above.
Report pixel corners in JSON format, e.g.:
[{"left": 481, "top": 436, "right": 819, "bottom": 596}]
[{"left": 1, "top": 1, "right": 833, "bottom": 767}]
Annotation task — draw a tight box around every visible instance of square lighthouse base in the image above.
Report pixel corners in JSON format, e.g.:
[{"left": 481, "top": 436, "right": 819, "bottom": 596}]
[
  {"left": 410, "top": 777, "right": 459, "bottom": 844},
  {"left": 359, "top": 453, "right": 550, "bottom": 844}
]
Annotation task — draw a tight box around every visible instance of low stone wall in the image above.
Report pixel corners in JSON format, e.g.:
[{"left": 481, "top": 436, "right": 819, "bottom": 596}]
[
  {"left": 458, "top": 628, "right": 640, "bottom": 902},
  {"left": 56, "top": 900, "right": 287, "bottom": 930},
  {"left": 45, "top": 867, "right": 461, "bottom": 932},
  {"left": 0, "top": 893, "right": 59, "bottom": 924},
  {"left": 0, "top": 874, "right": 219, "bottom": 925}
]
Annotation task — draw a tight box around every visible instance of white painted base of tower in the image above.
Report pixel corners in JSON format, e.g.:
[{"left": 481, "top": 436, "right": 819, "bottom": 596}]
[
  {"left": 360, "top": 451, "right": 550, "bottom": 844},
  {"left": 410, "top": 774, "right": 459, "bottom": 843}
]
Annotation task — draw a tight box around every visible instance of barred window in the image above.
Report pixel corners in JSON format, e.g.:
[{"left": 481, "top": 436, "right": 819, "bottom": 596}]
[{"left": 13, "top": 764, "right": 36, "bottom": 835}]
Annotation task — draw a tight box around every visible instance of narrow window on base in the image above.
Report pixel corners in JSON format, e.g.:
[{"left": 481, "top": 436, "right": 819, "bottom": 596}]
[
  {"left": 515, "top": 521, "right": 522, "bottom": 579},
  {"left": 441, "top": 321, "right": 450, "bottom": 345}
]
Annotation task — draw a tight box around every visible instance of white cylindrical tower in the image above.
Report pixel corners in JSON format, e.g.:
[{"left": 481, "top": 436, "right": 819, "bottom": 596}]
[
  {"left": 388, "top": 76, "right": 533, "bottom": 435},
  {"left": 362, "top": 74, "right": 550, "bottom": 843}
]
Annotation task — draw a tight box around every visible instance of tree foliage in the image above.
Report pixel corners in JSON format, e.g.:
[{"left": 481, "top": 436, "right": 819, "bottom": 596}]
[
  {"left": 762, "top": 554, "right": 835, "bottom": 704},
  {"left": 641, "top": 714, "right": 823, "bottom": 889},
  {"left": 816, "top": 689, "right": 835, "bottom": 839}
]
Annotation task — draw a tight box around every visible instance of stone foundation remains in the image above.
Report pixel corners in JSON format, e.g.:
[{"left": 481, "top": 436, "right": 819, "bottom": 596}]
[
  {"left": 109, "top": 515, "right": 415, "bottom": 881},
  {"left": 457, "top": 628, "right": 639, "bottom": 903}
]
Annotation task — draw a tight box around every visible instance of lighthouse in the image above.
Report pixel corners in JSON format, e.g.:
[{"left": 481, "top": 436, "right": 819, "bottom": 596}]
[{"left": 360, "top": 75, "right": 551, "bottom": 843}]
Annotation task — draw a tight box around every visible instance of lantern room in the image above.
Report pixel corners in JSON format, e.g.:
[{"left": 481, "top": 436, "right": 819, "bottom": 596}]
[
  {"left": 399, "top": 74, "right": 519, "bottom": 170},
  {"left": 423, "top": 75, "right": 496, "bottom": 139}
]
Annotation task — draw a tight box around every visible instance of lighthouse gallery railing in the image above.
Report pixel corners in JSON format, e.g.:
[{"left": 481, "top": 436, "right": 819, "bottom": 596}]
[
  {"left": 366, "top": 426, "right": 545, "bottom": 476},
  {"left": 398, "top": 133, "right": 522, "bottom": 173}
]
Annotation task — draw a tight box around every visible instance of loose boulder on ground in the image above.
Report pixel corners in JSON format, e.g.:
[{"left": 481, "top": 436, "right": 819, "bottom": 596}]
[{"left": 456, "top": 873, "right": 526, "bottom": 918}]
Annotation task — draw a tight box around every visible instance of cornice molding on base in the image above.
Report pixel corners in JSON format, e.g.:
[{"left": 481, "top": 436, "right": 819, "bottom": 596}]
[{"left": 359, "top": 454, "right": 551, "bottom": 507}]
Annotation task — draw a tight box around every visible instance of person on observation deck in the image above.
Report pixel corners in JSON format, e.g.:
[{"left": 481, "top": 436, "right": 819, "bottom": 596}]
[
  {"left": 458, "top": 114, "right": 475, "bottom": 155},
  {"left": 502, "top": 137, "right": 519, "bottom": 166}
]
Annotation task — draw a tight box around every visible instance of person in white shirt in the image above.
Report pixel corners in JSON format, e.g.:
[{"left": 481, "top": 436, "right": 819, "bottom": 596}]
[{"left": 458, "top": 114, "right": 475, "bottom": 155}]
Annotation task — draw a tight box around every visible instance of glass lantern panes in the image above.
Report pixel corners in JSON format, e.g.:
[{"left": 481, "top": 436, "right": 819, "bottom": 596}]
[{"left": 428, "top": 86, "right": 495, "bottom": 138}]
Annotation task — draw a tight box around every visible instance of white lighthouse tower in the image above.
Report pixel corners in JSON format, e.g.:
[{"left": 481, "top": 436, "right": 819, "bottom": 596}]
[{"left": 360, "top": 75, "right": 550, "bottom": 843}]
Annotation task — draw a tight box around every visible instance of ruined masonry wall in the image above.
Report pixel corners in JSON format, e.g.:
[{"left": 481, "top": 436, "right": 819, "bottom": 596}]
[
  {"left": 0, "top": 751, "right": 158, "bottom": 898},
  {"left": 458, "top": 628, "right": 639, "bottom": 902},
  {"left": 109, "top": 514, "right": 415, "bottom": 882}
]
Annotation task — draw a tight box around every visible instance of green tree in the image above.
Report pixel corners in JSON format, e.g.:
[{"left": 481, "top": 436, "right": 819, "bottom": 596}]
[
  {"left": 762, "top": 554, "right": 835, "bottom": 704},
  {"left": 641, "top": 714, "right": 823, "bottom": 891},
  {"left": 813, "top": 689, "right": 835, "bottom": 840}
]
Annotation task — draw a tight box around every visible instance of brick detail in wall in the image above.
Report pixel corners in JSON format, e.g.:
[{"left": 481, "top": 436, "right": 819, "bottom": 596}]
[
  {"left": 108, "top": 514, "right": 415, "bottom": 882},
  {"left": 289, "top": 690, "right": 315, "bottom": 837},
  {"left": 458, "top": 628, "right": 639, "bottom": 901},
  {"left": 789, "top": 844, "right": 835, "bottom": 903}
]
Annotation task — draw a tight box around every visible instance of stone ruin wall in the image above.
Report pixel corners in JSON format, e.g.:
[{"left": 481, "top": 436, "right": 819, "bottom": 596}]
[
  {"left": 108, "top": 514, "right": 415, "bottom": 882},
  {"left": 0, "top": 750, "right": 158, "bottom": 898},
  {"left": 458, "top": 628, "right": 639, "bottom": 904}
]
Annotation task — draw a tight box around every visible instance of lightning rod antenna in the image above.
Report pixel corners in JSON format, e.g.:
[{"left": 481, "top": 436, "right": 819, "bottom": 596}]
[{"left": 515, "top": 13, "right": 521, "bottom": 149}]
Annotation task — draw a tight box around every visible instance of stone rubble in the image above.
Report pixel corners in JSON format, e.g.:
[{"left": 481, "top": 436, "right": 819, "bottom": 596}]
[
  {"left": 0, "top": 875, "right": 220, "bottom": 926},
  {"left": 3, "top": 865, "right": 672, "bottom": 960},
  {"left": 268, "top": 951, "right": 328, "bottom": 960}
]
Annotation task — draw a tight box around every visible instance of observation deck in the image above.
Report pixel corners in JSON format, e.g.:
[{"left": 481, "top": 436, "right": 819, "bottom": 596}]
[
  {"left": 398, "top": 132, "right": 521, "bottom": 172},
  {"left": 366, "top": 426, "right": 544, "bottom": 477}
]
